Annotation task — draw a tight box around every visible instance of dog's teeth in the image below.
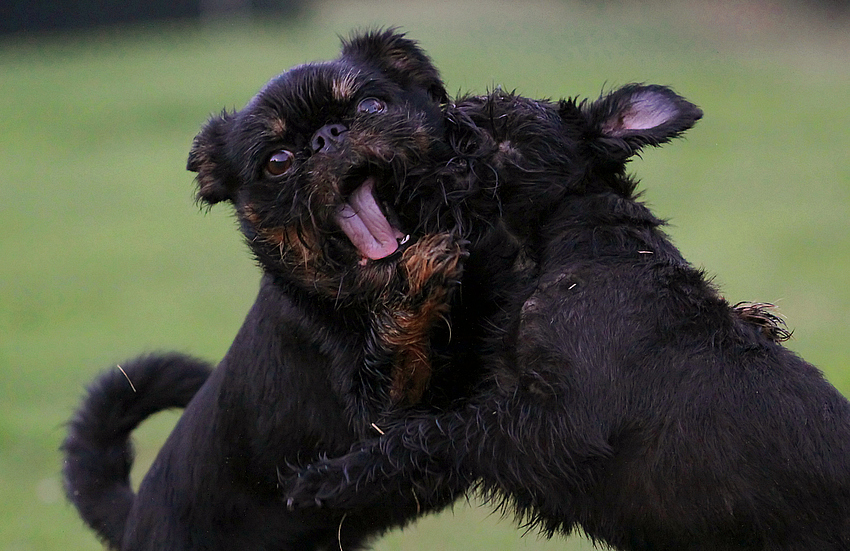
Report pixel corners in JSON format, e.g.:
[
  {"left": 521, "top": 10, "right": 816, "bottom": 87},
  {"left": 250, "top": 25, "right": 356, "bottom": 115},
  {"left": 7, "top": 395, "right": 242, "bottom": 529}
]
[{"left": 398, "top": 235, "right": 411, "bottom": 245}]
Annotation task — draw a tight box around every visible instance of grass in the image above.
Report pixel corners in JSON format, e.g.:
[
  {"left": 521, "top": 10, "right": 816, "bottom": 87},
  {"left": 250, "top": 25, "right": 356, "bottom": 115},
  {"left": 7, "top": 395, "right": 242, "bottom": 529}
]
[{"left": 0, "top": 0, "right": 848, "bottom": 549}]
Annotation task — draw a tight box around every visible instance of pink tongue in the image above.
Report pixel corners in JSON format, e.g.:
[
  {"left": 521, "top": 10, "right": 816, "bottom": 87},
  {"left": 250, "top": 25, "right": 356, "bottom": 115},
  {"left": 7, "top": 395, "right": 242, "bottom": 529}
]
[{"left": 335, "top": 177, "right": 405, "bottom": 260}]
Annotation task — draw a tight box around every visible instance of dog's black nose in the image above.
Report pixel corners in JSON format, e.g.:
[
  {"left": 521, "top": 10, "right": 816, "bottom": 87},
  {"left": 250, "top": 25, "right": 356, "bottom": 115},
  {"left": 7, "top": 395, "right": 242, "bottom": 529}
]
[{"left": 311, "top": 123, "right": 348, "bottom": 153}]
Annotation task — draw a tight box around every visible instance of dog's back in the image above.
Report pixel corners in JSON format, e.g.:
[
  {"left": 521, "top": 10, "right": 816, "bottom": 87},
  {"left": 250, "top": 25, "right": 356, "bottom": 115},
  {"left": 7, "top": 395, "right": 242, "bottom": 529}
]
[{"left": 507, "top": 189, "right": 850, "bottom": 548}]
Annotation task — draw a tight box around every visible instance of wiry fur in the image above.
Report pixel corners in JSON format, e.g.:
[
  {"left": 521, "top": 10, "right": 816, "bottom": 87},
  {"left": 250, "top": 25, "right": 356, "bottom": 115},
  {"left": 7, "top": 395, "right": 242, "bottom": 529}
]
[
  {"left": 284, "top": 86, "right": 850, "bottom": 550},
  {"left": 62, "top": 30, "right": 515, "bottom": 550}
]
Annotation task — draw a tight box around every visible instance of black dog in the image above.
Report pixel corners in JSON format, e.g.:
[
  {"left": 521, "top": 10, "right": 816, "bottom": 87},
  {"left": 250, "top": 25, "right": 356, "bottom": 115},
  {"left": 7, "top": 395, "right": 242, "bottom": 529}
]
[
  {"left": 284, "top": 86, "right": 850, "bottom": 550},
  {"left": 62, "top": 30, "right": 517, "bottom": 550}
]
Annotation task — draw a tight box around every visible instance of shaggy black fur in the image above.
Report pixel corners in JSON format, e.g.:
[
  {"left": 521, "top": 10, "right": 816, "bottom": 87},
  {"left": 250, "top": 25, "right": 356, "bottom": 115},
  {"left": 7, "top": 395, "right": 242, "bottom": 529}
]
[
  {"left": 284, "top": 86, "right": 850, "bottom": 550},
  {"left": 62, "top": 30, "right": 516, "bottom": 550},
  {"left": 63, "top": 354, "right": 213, "bottom": 545}
]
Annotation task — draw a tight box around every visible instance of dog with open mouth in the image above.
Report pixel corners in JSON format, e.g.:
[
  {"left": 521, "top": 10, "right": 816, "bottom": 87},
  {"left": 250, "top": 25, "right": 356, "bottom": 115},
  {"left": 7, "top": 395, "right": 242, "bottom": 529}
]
[{"left": 61, "top": 30, "right": 511, "bottom": 550}]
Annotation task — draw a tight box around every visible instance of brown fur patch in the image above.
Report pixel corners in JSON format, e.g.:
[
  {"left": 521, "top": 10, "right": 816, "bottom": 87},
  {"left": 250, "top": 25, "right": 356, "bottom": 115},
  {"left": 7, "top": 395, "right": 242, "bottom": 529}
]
[
  {"left": 269, "top": 117, "right": 287, "bottom": 136},
  {"left": 732, "top": 302, "right": 793, "bottom": 343},
  {"left": 332, "top": 71, "right": 359, "bottom": 102},
  {"left": 241, "top": 202, "right": 260, "bottom": 225},
  {"left": 376, "top": 233, "right": 465, "bottom": 404},
  {"left": 401, "top": 233, "right": 464, "bottom": 296},
  {"left": 388, "top": 295, "right": 447, "bottom": 404}
]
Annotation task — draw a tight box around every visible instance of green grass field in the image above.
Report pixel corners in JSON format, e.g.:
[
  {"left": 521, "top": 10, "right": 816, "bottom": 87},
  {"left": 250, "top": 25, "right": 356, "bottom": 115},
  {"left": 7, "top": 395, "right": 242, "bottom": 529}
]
[{"left": 1, "top": 0, "right": 848, "bottom": 548}]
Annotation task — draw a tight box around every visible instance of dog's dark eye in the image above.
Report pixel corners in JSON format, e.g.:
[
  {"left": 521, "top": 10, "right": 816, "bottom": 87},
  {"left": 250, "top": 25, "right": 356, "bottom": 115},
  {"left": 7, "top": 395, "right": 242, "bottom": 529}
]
[
  {"left": 265, "top": 150, "right": 294, "bottom": 176},
  {"left": 356, "top": 97, "right": 385, "bottom": 115}
]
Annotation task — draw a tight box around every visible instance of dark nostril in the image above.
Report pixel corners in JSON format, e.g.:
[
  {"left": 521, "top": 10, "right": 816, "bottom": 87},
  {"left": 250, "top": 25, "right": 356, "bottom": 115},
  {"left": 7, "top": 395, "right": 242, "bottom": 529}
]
[{"left": 311, "top": 123, "right": 348, "bottom": 153}]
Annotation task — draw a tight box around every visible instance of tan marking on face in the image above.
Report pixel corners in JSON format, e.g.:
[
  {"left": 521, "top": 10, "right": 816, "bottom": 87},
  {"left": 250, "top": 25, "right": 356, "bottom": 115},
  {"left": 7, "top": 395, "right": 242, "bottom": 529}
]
[
  {"left": 269, "top": 117, "right": 287, "bottom": 136},
  {"left": 257, "top": 226, "right": 312, "bottom": 265},
  {"left": 412, "top": 125, "right": 434, "bottom": 154},
  {"left": 241, "top": 203, "right": 260, "bottom": 225},
  {"left": 332, "top": 71, "right": 359, "bottom": 102}
]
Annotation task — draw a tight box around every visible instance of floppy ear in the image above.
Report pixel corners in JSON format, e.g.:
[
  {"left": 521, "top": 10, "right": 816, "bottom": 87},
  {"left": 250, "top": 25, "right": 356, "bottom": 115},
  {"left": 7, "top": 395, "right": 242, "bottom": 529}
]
[
  {"left": 340, "top": 29, "right": 449, "bottom": 103},
  {"left": 583, "top": 84, "right": 702, "bottom": 160},
  {"left": 187, "top": 111, "right": 237, "bottom": 205}
]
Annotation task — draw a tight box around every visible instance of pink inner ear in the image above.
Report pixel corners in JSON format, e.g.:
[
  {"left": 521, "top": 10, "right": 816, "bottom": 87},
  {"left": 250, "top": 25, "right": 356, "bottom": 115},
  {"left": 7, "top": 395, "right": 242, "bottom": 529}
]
[{"left": 619, "top": 92, "right": 679, "bottom": 131}]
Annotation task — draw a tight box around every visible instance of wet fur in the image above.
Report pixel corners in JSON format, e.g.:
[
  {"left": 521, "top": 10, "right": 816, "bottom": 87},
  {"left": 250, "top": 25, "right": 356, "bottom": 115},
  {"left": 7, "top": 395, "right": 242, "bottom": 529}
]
[{"left": 285, "top": 87, "right": 850, "bottom": 550}]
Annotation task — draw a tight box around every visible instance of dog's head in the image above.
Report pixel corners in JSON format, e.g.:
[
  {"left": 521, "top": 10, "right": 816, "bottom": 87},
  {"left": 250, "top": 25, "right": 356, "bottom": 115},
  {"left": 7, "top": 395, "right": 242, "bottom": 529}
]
[
  {"left": 187, "top": 30, "right": 452, "bottom": 303},
  {"left": 453, "top": 84, "right": 703, "bottom": 238}
]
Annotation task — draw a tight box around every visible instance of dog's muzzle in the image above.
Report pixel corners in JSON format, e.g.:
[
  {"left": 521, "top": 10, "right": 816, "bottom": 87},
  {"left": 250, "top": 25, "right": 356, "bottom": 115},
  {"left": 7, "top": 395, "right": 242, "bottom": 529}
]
[{"left": 312, "top": 123, "right": 411, "bottom": 262}]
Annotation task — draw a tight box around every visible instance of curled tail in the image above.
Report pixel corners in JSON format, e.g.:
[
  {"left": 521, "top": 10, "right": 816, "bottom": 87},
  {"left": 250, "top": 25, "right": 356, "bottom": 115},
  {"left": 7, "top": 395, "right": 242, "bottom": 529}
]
[{"left": 62, "top": 353, "right": 212, "bottom": 549}]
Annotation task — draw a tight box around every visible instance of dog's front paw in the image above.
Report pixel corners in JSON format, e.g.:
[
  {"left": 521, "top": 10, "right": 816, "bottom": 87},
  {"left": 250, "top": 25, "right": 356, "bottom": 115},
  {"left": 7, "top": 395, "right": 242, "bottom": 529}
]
[
  {"left": 280, "top": 449, "right": 386, "bottom": 511},
  {"left": 280, "top": 462, "right": 337, "bottom": 510}
]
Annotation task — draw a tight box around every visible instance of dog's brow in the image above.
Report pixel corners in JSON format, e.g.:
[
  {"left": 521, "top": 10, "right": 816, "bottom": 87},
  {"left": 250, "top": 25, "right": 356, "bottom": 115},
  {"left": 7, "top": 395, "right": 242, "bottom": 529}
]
[
  {"left": 269, "top": 117, "right": 287, "bottom": 136},
  {"left": 332, "top": 71, "right": 360, "bottom": 102}
]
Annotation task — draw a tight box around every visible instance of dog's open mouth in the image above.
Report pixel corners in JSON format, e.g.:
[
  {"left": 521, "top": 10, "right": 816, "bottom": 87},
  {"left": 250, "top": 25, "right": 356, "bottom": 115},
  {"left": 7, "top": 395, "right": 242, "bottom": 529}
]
[{"left": 334, "top": 177, "right": 408, "bottom": 262}]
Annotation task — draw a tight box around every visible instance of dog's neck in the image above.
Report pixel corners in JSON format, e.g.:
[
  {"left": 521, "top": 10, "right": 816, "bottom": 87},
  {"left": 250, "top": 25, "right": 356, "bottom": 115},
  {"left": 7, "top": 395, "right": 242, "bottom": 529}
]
[{"left": 529, "top": 191, "right": 687, "bottom": 267}]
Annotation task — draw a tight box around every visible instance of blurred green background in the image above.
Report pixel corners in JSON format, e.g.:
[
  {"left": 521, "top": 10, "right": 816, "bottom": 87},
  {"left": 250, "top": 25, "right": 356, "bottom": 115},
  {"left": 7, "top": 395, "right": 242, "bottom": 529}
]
[{"left": 1, "top": 0, "right": 848, "bottom": 549}]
